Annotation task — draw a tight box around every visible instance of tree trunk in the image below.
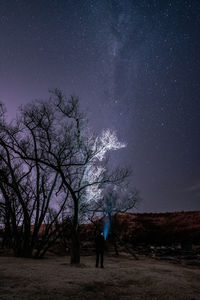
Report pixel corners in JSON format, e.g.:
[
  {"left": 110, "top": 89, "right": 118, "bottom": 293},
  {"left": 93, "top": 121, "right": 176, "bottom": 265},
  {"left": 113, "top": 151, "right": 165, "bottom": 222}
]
[
  {"left": 22, "top": 241, "right": 32, "bottom": 257},
  {"left": 70, "top": 227, "right": 80, "bottom": 264},
  {"left": 69, "top": 192, "right": 80, "bottom": 264}
]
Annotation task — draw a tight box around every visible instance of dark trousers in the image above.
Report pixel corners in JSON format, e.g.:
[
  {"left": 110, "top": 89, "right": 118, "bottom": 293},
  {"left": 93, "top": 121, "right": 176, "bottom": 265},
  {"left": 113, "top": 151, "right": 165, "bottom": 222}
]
[{"left": 96, "top": 250, "right": 104, "bottom": 267}]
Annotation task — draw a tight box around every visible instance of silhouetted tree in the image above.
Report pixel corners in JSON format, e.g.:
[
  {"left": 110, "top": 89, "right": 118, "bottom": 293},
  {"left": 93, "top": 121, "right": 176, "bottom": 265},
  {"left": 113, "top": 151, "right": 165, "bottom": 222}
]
[
  {"left": 0, "top": 112, "right": 69, "bottom": 257},
  {"left": 0, "top": 90, "right": 131, "bottom": 263}
]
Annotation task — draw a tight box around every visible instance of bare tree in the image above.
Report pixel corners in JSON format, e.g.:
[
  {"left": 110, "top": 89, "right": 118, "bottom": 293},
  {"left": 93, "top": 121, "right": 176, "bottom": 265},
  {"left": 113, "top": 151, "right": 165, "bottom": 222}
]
[
  {"left": 0, "top": 90, "right": 133, "bottom": 263},
  {"left": 0, "top": 104, "right": 70, "bottom": 257}
]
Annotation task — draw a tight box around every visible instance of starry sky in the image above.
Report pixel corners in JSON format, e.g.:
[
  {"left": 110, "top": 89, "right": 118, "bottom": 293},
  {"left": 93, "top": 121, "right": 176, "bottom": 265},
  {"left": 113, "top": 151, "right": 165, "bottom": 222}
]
[{"left": 0, "top": 0, "right": 200, "bottom": 212}]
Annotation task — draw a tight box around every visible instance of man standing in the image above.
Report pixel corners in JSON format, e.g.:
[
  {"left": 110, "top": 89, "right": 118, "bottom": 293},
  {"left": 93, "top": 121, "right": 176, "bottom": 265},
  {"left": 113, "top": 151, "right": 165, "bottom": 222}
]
[{"left": 95, "top": 231, "right": 105, "bottom": 268}]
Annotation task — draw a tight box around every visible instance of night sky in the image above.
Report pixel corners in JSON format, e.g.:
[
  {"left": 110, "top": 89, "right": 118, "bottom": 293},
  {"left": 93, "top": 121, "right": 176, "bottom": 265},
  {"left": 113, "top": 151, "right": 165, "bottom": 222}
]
[{"left": 0, "top": 0, "right": 200, "bottom": 212}]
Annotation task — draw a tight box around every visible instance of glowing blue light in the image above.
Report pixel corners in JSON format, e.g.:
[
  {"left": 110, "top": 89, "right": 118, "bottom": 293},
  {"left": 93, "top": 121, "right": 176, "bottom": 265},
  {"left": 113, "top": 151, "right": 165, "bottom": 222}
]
[{"left": 104, "top": 217, "right": 110, "bottom": 240}]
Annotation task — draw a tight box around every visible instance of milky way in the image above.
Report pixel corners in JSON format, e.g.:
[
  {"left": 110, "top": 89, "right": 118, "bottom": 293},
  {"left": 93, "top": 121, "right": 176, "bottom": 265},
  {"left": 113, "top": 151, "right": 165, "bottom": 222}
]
[{"left": 0, "top": 0, "right": 200, "bottom": 212}]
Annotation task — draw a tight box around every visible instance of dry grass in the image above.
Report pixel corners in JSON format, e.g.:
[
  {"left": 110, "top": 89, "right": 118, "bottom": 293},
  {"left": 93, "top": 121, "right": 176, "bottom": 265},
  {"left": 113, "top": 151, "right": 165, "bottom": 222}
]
[{"left": 0, "top": 254, "right": 200, "bottom": 299}]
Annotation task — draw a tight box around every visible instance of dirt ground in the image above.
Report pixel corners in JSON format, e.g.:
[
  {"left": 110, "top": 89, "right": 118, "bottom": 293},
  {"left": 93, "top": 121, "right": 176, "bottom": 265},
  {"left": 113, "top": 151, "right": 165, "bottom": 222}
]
[{"left": 0, "top": 254, "right": 200, "bottom": 300}]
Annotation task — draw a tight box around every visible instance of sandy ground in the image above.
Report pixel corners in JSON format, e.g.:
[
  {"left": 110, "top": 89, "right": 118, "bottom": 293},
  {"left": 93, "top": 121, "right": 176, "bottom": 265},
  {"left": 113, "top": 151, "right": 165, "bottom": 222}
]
[{"left": 0, "top": 254, "right": 200, "bottom": 300}]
